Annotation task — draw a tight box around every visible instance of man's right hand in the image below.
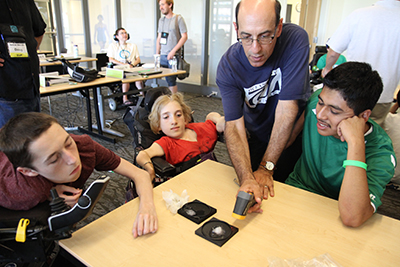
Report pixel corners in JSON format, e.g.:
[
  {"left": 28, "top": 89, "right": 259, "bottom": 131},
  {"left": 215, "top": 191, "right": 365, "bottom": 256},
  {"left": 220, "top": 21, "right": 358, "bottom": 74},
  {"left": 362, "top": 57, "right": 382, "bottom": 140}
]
[
  {"left": 0, "top": 57, "right": 4, "bottom": 67},
  {"left": 238, "top": 178, "right": 263, "bottom": 214}
]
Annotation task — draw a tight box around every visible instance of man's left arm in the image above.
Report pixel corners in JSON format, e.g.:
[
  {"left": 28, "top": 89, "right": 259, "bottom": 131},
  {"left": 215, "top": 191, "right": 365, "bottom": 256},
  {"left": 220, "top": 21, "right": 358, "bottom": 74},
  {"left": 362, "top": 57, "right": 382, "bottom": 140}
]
[
  {"left": 253, "top": 100, "right": 298, "bottom": 199},
  {"left": 35, "top": 36, "right": 44, "bottom": 50},
  {"left": 254, "top": 26, "right": 310, "bottom": 198},
  {"left": 168, "top": 32, "right": 187, "bottom": 60},
  {"left": 113, "top": 158, "right": 158, "bottom": 238},
  {"left": 321, "top": 49, "right": 341, "bottom": 78}
]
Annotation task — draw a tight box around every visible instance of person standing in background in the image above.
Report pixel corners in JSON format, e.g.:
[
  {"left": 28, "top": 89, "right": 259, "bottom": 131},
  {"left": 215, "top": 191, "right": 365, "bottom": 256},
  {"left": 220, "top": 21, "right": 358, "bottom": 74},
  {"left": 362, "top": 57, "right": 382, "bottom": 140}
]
[
  {"left": 156, "top": 0, "right": 188, "bottom": 94},
  {"left": 0, "top": 0, "right": 46, "bottom": 128},
  {"left": 322, "top": 0, "right": 400, "bottom": 126},
  {"left": 94, "top": 14, "right": 109, "bottom": 51}
]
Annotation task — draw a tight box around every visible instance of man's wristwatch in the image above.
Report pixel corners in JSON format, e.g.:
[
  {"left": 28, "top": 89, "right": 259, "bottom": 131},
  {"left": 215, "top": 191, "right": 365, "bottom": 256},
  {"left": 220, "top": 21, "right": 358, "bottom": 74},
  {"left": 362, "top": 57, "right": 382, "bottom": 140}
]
[{"left": 260, "top": 161, "right": 275, "bottom": 171}]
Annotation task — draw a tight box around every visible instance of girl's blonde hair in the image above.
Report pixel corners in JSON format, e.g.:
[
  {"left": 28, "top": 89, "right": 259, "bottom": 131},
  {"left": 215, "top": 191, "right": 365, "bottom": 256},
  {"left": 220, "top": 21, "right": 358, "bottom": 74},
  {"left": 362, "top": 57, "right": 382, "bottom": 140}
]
[{"left": 149, "top": 93, "right": 192, "bottom": 134}]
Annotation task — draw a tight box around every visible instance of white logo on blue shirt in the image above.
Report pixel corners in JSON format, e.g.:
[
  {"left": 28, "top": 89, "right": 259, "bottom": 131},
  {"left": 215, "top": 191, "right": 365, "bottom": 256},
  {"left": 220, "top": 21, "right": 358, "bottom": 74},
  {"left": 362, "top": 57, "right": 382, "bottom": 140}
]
[{"left": 244, "top": 68, "right": 282, "bottom": 108}]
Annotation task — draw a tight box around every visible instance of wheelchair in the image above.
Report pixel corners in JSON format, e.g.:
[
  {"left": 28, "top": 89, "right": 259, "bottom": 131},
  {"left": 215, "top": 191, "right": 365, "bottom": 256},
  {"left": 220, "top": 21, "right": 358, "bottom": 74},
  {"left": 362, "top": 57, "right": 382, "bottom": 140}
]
[
  {"left": 309, "top": 45, "right": 328, "bottom": 85},
  {"left": 96, "top": 53, "right": 146, "bottom": 112},
  {"left": 122, "top": 87, "right": 222, "bottom": 201},
  {"left": 0, "top": 176, "right": 110, "bottom": 267}
]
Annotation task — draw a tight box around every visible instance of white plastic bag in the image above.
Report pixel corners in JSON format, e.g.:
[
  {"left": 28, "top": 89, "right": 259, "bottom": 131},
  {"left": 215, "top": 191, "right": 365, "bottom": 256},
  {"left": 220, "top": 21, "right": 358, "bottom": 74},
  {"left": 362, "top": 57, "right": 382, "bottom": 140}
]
[
  {"left": 268, "top": 253, "right": 343, "bottom": 267},
  {"left": 162, "top": 189, "right": 189, "bottom": 214}
]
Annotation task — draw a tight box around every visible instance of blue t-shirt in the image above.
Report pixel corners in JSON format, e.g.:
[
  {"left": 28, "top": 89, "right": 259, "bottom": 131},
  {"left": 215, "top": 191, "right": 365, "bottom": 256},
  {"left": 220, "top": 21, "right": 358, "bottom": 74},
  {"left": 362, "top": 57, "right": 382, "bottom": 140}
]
[{"left": 216, "top": 23, "right": 310, "bottom": 141}]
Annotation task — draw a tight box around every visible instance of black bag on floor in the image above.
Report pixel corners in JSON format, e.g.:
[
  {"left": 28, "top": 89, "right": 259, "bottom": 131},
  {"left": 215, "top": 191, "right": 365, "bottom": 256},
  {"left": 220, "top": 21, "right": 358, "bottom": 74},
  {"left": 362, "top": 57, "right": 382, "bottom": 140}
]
[
  {"left": 173, "top": 15, "right": 190, "bottom": 80},
  {"left": 177, "top": 46, "right": 190, "bottom": 80}
]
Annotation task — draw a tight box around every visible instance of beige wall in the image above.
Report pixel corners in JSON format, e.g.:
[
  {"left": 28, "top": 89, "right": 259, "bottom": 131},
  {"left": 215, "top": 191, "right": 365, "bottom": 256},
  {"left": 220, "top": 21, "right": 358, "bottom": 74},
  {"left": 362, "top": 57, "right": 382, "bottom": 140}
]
[{"left": 253, "top": 0, "right": 378, "bottom": 49}]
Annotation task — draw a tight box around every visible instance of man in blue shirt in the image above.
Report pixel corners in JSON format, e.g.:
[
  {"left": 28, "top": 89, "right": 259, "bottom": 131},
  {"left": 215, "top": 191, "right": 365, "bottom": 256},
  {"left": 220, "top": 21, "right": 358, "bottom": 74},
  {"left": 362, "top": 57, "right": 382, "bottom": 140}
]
[{"left": 216, "top": 0, "right": 310, "bottom": 213}]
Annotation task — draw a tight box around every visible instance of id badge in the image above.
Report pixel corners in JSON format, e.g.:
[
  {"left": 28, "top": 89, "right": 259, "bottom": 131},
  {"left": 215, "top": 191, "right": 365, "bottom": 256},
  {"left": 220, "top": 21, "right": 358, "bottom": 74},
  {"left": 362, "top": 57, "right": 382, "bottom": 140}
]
[
  {"left": 160, "top": 32, "right": 169, "bottom": 45},
  {"left": 6, "top": 42, "right": 29, "bottom": 58},
  {"left": 0, "top": 24, "right": 30, "bottom": 58}
]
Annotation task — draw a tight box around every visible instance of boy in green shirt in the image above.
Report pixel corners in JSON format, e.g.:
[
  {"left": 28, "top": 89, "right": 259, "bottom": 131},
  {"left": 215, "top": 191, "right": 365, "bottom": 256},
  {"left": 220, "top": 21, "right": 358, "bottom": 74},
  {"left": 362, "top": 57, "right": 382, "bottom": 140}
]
[{"left": 286, "top": 62, "right": 396, "bottom": 227}]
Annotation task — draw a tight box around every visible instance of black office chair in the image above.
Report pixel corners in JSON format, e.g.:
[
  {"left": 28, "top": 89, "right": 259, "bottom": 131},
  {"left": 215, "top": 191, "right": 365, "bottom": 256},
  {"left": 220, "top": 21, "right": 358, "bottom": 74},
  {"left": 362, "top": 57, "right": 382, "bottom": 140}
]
[{"left": 96, "top": 53, "right": 109, "bottom": 71}]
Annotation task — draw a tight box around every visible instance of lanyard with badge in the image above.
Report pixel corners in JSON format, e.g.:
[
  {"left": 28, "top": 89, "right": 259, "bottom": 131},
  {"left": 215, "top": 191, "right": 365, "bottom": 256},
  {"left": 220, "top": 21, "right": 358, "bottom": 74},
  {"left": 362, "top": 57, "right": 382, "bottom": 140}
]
[
  {"left": 0, "top": 24, "right": 30, "bottom": 59},
  {"left": 160, "top": 17, "right": 171, "bottom": 45}
]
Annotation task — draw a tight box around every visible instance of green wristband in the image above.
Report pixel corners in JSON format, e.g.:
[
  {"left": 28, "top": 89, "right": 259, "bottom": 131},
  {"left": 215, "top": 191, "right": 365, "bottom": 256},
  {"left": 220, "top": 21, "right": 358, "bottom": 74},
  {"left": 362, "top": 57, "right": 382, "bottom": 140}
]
[{"left": 342, "top": 160, "right": 367, "bottom": 170}]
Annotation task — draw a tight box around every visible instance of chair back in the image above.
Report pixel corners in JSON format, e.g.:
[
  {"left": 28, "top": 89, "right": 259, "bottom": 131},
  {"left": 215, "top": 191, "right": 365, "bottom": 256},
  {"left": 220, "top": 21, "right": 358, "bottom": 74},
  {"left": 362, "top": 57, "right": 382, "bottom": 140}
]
[{"left": 96, "top": 53, "right": 109, "bottom": 71}]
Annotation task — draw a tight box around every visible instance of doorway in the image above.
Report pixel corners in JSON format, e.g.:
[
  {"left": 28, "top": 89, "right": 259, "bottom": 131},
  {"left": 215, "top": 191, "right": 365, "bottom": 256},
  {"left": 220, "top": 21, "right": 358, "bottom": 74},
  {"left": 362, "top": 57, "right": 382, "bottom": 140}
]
[{"left": 299, "top": 0, "right": 322, "bottom": 62}]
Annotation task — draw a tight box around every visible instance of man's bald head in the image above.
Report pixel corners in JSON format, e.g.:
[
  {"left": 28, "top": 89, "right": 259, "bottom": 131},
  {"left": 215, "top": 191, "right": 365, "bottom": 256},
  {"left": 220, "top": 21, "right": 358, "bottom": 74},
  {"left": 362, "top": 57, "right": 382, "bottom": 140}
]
[{"left": 235, "top": 0, "right": 281, "bottom": 30}]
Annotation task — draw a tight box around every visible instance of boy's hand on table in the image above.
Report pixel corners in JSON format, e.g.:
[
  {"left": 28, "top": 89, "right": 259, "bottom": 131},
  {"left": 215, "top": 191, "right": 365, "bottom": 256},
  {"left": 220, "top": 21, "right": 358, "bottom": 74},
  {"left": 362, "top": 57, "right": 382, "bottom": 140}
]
[{"left": 132, "top": 202, "right": 158, "bottom": 238}]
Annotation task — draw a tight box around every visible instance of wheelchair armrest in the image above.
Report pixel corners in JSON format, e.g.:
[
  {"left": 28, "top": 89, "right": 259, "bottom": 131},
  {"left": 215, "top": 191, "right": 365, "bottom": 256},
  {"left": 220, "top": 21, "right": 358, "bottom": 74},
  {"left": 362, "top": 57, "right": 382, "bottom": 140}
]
[
  {"left": 0, "top": 202, "right": 51, "bottom": 228},
  {"left": 47, "top": 175, "right": 110, "bottom": 232},
  {"left": 152, "top": 157, "right": 176, "bottom": 177}
]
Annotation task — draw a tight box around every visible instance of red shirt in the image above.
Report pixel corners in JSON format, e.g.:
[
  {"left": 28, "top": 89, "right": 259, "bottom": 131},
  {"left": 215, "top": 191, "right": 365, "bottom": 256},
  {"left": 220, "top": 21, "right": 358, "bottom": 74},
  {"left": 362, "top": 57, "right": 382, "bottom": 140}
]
[{"left": 155, "top": 120, "right": 218, "bottom": 165}]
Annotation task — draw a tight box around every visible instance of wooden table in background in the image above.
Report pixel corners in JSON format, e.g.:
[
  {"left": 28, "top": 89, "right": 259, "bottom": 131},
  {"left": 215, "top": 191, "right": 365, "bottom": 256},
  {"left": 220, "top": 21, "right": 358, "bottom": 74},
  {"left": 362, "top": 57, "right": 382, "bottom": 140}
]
[
  {"left": 40, "top": 68, "right": 186, "bottom": 143},
  {"left": 40, "top": 77, "right": 121, "bottom": 143},
  {"left": 60, "top": 160, "right": 400, "bottom": 266},
  {"left": 39, "top": 56, "right": 97, "bottom": 67},
  {"left": 121, "top": 67, "right": 186, "bottom": 84}
]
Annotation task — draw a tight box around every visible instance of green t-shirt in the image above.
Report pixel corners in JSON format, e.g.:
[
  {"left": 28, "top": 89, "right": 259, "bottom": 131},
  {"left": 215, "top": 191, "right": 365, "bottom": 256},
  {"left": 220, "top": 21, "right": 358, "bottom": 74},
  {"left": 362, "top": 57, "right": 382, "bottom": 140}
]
[
  {"left": 316, "top": 54, "right": 347, "bottom": 70},
  {"left": 286, "top": 89, "right": 396, "bottom": 210}
]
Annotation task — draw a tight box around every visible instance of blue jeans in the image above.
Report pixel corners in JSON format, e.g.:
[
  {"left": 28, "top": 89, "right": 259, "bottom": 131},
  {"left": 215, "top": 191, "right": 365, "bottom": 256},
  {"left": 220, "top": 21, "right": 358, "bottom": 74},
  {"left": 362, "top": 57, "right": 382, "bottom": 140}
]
[
  {"left": 160, "top": 55, "right": 177, "bottom": 86},
  {"left": 0, "top": 96, "right": 41, "bottom": 128}
]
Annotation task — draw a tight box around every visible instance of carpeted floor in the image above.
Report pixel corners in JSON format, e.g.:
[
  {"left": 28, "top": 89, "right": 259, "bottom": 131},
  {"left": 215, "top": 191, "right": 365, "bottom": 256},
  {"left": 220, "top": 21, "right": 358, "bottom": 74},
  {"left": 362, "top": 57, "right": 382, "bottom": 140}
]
[{"left": 40, "top": 88, "right": 400, "bottom": 230}]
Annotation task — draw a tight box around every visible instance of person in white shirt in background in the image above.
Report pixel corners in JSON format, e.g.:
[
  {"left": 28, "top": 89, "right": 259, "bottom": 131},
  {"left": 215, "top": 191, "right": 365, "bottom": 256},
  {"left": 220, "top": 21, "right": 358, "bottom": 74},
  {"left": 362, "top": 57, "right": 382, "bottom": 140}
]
[
  {"left": 107, "top": 28, "right": 144, "bottom": 105},
  {"left": 322, "top": 0, "right": 400, "bottom": 127}
]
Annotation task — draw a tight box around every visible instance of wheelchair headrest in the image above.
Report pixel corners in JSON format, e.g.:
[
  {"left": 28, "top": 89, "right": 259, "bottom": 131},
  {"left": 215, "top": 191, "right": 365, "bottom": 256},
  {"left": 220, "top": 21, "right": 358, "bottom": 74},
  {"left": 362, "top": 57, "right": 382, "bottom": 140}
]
[
  {"left": 144, "top": 87, "right": 171, "bottom": 113},
  {"left": 315, "top": 45, "right": 327, "bottom": 53}
]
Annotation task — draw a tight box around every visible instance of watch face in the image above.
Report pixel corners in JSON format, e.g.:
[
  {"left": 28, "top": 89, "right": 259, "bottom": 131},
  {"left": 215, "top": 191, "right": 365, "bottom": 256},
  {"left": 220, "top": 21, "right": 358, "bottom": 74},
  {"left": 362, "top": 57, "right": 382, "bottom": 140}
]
[{"left": 266, "top": 161, "right": 274, "bottom": 171}]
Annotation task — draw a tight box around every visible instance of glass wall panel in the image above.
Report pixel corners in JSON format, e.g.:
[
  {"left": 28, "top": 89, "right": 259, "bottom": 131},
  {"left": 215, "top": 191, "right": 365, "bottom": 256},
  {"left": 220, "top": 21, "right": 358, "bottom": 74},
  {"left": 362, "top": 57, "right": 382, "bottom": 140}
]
[
  {"left": 35, "top": 0, "right": 56, "bottom": 54},
  {"left": 174, "top": 0, "right": 204, "bottom": 85},
  {"left": 121, "top": 0, "right": 156, "bottom": 64},
  {"left": 208, "top": 0, "right": 234, "bottom": 86},
  {"left": 88, "top": 0, "right": 116, "bottom": 54},
  {"left": 60, "top": 0, "right": 85, "bottom": 56}
]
